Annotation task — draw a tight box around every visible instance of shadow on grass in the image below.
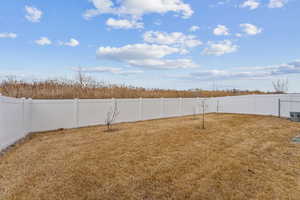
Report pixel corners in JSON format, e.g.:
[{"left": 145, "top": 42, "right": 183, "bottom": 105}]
[{"left": 103, "top": 128, "right": 120, "bottom": 133}]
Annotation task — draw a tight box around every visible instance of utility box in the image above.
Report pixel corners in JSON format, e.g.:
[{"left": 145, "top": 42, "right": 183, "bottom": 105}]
[{"left": 290, "top": 112, "right": 300, "bottom": 122}]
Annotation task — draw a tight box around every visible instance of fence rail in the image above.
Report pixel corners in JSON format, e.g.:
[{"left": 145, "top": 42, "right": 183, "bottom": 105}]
[{"left": 1, "top": 94, "right": 300, "bottom": 151}]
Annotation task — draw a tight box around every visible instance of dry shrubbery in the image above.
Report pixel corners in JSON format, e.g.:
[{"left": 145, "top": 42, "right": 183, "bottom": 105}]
[{"left": 0, "top": 77, "right": 267, "bottom": 99}]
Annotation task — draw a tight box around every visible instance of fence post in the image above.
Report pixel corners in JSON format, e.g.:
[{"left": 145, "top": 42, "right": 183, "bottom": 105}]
[
  {"left": 139, "top": 97, "right": 143, "bottom": 121},
  {"left": 21, "top": 97, "right": 26, "bottom": 136},
  {"left": 196, "top": 97, "right": 200, "bottom": 114},
  {"left": 160, "top": 98, "right": 164, "bottom": 118},
  {"left": 278, "top": 98, "right": 281, "bottom": 118},
  {"left": 27, "top": 98, "right": 32, "bottom": 133},
  {"left": 74, "top": 98, "right": 79, "bottom": 128},
  {"left": 288, "top": 94, "right": 292, "bottom": 117},
  {"left": 179, "top": 97, "right": 183, "bottom": 116},
  {"left": 112, "top": 98, "right": 117, "bottom": 107},
  {"left": 253, "top": 95, "right": 257, "bottom": 115}
]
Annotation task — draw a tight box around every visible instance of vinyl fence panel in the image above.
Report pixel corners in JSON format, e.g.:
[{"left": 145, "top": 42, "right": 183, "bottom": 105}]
[
  {"left": 78, "top": 99, "right": 112, "bottom": 127},
  {"left": 115, "top": 99, "right": 140, "bottom": 123},
  {"left": 164, "top": 98, "right": 181, "bottom": 118},
  {"left": 30, "top": 100, "right": 75, "bottom": 132},
  {"left": 141, "top": 98, "right": 162, "bottom": 120},
  {"left": 0, "top": 96, "right": 28, "bottom": 150},
  {"left": 182, "top": 98, "right": 198, "bottom": 116}
]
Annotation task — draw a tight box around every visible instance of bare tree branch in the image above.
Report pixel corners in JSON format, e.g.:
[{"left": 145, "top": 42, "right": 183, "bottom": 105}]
[
  {"left": 272, "top": 78, "right": 289, "bottom": 93},
  {"left": 105, "top": 100, "right": 120, "bottom": 132},
  {"left": 200, "top": 100, "right": 208, "bottom": 129}
]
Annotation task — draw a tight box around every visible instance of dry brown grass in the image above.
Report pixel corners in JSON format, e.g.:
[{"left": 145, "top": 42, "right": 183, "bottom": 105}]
[
  {"left": 0, "top": 79, "right": 267, "bottom": 99},
  {"left": 1, "top": 114, "right": 300, "bottom": 200}
]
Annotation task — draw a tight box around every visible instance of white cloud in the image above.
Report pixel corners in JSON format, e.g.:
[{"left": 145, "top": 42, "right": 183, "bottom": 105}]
[
  {"left": 83, "top": 0, "right": 193, "bottom": 19},
  {"left": 143, "top": 31, "right": 202, "bottom": 48},
  {"left": 240, "top": 23, "right": 262, "bottom": 35},
  {"left": 116, "top": 69, "right": 144, "bottom": 75},
  {"left": 35, "top": 37, "right": 52, "bottom": 46},
  {"left": 213, "top": 25, "right": 230, "bottom": 36},
  {"left": 235, "top": 33, "right": 242, "bottom": 37},
  {"left": 202, "top": 40, "right": 238, "bottom": 56},
  {"left": 189, "top": 25, "right": 200, "bottom": 32},
  {"left": 190, "top": 70, "right": 268, "bottom": 81},
  {"left": 189, "top": 60, "right": 300, "bottom": 81},
  {"left": 268, "top": 0, "right": 287, "bottom": 8},
  {"left": 128, "top": 58, "right": 198, "bottom": 69},
  {"left": 209, "top": 0, "right": 231, "bottom": 8},
  {"left": 60, "top": 38, "right": 80, "bottom": 47},
  {"left": 73, "top": 66, "right": 143, "bottom": 75},
  {"left": 217, "top": 0, "right": 231, "bottom": 5},
  {"left": 96, "top": 43, "right": 198, "bottom": 69},
  {"left": 240, "top": 0, "right": 260, "bottom": 10},
  {"left": 0, "top": 33, "right": 17, "bottom": 39},
  {"left": 97, "top": 44, "right": 180, "bottom": 60},
  {"left": 25, "top": 6, "right": 42, "bottom": 23},
  {"left": 106, "top": 18, "right": 144, "bottom": 29}
]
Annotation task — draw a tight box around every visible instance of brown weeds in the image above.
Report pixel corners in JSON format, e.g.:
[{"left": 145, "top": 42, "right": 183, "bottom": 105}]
[{"left": 0, "top": 78, "right": 268, "bottom": 99}]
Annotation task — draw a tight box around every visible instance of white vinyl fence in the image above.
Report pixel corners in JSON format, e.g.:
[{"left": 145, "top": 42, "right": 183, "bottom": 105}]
[
  {"left": 0, "top": 96, "right": 31, "bottom": 151},
  {"left": 1, "top": 94, "right": 300, "bottom": 151}
]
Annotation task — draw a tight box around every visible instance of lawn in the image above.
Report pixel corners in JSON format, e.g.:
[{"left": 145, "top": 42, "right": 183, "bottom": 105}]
[{"left": 0, "top": 114, "right": 300, "bottom": 200}]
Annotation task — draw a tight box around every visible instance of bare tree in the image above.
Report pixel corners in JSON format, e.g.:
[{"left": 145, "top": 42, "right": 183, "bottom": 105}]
[
  {"left": 105, "top": 100, "right": 120, "bottom": 132},
  {"left": 200, "top": 100, "right": 208, "bottom": 129},
  {"left": 272, "top": 78, "right": 289, "bottom": 93}
]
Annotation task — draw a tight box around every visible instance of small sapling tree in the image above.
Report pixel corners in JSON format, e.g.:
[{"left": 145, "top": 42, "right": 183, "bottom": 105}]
[
  {"left": 105, "top": 100, "right": 120, "bottom": 132},
  {"left": 200, "top": 100, "right": 208, "bottom": 129}
]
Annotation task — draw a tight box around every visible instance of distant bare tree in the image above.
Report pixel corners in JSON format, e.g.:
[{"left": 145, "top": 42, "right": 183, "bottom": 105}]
[
  {"left": 105, "top": 100, "right": 120, "bottom": 132},
  {"left": 272, "top": 78, "right": 289, "bottom": 93},
  {"left": 75, "top": 67, "right": 93, "bottom": 87}
]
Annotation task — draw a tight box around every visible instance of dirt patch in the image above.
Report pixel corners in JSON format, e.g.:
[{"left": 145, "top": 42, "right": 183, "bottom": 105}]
[{"left": 1, "top": 114, "right": 300, "bottom": 200}]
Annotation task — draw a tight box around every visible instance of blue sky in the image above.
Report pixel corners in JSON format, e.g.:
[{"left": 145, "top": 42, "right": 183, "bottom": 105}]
[{"left": 0, "top": 0, "right": 299, "bottom": 92}]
